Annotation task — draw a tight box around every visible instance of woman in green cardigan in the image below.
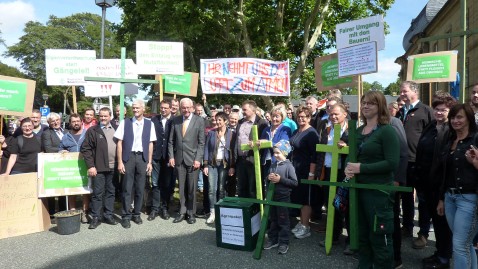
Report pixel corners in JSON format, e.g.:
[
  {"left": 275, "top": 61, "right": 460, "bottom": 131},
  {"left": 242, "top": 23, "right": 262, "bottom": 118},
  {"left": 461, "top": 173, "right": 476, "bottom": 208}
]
[{"left": 345, "top": 91, "right": 399, "bottom": 268}]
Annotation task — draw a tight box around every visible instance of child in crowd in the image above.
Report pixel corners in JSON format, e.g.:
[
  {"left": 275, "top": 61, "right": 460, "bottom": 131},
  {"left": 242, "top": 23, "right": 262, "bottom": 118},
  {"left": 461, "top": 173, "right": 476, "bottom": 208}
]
[{"left": 263, "top": 140, "right": 298, "bottom": 254}]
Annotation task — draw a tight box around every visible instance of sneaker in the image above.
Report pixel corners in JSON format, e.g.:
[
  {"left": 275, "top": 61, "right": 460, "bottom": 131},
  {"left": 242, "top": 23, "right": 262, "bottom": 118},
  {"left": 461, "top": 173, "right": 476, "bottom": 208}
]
[
  {"left": 343, "top": 244, "right": 356, "bottom": 255},
  {"left": 278, "top": 244, "right": 289, "bottom": 254},
  {"left": 81, "top": 210, "right": 89, "bottom": 224},
  {"left": 206, "top": 213, "right": 215, "bottom": 224},
  {"left": 412, "top": 234, "right": 427, "bottom": 249},
  {"left": 294, "top": 226, "right": 311, "bottom": 239},
  {"left": 394, "top": 259, "right": 403, "bottom": 269},
  {"left": 291, "top": 222, "right": 304, "bottom": 234},
  {"left": 263, "top": 239, "right": 279, "bottom": 250}
]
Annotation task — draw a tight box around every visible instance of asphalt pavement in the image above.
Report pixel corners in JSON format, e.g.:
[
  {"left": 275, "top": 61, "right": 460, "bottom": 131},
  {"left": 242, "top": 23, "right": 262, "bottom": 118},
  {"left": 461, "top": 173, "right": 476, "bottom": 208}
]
[{"left": 0, "top": 201, "right": 437, "bottom": 269}]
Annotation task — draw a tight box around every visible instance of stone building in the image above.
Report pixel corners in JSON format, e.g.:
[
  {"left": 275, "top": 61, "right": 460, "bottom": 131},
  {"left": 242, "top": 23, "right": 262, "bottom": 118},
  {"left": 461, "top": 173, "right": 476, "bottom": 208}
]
[{"left": 395, "top": 0, "right": 478, "bottom": 104}]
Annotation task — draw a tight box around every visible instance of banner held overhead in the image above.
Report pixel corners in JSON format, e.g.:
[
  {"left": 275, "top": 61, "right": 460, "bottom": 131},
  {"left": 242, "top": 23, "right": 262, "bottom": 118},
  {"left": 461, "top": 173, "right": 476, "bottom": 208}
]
[
  {"left": 335, "top": 15, "right": 385, "bottom": 51},
  {"left": 45, "top": 49, "right": 96, "bottom": 86},
  {"left": 136, "top": 41, "right": 184, "bottom": 75}
]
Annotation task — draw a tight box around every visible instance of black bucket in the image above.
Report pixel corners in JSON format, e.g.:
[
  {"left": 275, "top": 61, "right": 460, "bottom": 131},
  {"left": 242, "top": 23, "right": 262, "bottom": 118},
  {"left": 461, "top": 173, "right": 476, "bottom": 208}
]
[{"left": 55, "top": 210, "right": 81, "bottom": 235}]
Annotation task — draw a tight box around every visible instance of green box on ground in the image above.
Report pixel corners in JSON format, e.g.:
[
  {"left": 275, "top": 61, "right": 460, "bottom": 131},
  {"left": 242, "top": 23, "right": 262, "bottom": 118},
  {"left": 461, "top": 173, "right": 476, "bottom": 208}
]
[{"left": 215, "top": 199, "right": 261, "bottom": 251}]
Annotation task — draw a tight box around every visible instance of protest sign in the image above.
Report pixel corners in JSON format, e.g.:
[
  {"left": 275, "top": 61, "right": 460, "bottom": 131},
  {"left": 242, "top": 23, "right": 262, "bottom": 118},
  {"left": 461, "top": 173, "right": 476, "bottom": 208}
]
[
  {"left": 45, "top": 49, "right": 96, "bottom": 85},
  {"left": 37, "top": 153, "right": 91, "bottom": 198},
  {"left": 83, "top": 59, "right": 138, "bottom": 97},
  {"left": 336, "top": 15, "right": 385, "bottom": 51},
  {"left": 0, "top": 173, "right": 50, "bottom": 240},
  {"left": 0, "top": 75, "right": 36, "bottom": 117},
  {"left": 200, "top": 58, "right": 290, "bottom": 96},
  {"left": 314, "top": 54, "right": 358, "bottom": 91},
  {"left": 338, "top": 41, "right": 378, "bottom": 77},
  {"left": 162, "top": 72, "right": 199, "bottom": 97},
  {"left": 136, "top": 41, "right": 184, "bottom": 75},
  {"left": 406, "top": 51, "right": 457, "bottom": 83}
]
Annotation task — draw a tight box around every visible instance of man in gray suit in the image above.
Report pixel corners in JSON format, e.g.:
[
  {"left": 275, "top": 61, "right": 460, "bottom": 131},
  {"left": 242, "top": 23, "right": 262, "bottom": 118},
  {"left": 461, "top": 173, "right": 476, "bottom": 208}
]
[{"left": 169, "top": 98, "right": 205, "bottom": 224}]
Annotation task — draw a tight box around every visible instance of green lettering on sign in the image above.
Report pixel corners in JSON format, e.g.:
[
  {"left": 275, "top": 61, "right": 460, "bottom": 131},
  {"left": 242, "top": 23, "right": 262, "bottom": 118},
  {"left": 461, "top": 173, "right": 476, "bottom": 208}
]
[
  {"left": 0, "top": 80, "right": 27, "bottom": 112},
  {"left": 412, "top": 55, "right": 451, "bottom": 80},
  {"left": 43, "top": 159, "right": 88, "bottom": 189},
  {"left": 322, "top": 59, "right": 353, "bottom": 87},
  {"left": 164, "top": 73, "right": 192, "bottom": 95}
]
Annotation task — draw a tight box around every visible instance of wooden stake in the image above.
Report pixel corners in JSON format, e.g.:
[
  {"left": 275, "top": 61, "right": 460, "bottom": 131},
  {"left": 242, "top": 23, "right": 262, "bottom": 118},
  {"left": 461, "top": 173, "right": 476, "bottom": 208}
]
[{"left": 72, "top": 86, "right": 77, "bottom": 113}]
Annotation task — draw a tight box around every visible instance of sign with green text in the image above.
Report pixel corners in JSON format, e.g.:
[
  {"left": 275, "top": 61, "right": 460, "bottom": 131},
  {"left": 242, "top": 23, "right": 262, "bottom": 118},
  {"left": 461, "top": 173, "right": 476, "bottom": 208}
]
[
  {"left": 314, "top": 53, "right": 358, "bottom": 91},
  {"left": 0, "top": 75, "right": 36, "bottom": 117},
  {"left": 407, "top": 51, "right": 457, "bottom": 83},
  {"left": 45, "top": 49, "right": 96, "bottom": 86},
  {"left": 163, "top": 72, "right": 199, "bottom": 97},
  {"left": 37, "top": 153, "right": 91, "bottom": 198}
]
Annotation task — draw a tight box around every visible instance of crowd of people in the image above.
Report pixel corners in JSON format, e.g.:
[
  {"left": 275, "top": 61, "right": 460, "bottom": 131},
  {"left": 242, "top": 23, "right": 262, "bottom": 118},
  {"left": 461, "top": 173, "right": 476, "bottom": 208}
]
[{"left": 1, "top": 82, "right": 478, "bottom": 268}]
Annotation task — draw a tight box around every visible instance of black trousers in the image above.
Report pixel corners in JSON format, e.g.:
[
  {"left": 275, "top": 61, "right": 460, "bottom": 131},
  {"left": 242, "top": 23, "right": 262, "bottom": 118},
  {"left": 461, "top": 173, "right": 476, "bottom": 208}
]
[
  {"left": 425, "top": 191, "right": 452, "bottom": 259},
  {"left": 401, "top": 162, "right": 416, "bottom": 230},
  {"left": 121, "top": 153, "right": 147, "bottom": 219},
  {"left": 268, "top": 195, "right": 291, "bottom": 245},
  {"left": 236, "top": 158, "right": 256, "bottom": 198},
  {"left": 151, "top": 159, "right": 173, "bottom": 212},
  {"left": 393, "top": 191, "right": 402, "bottom": 261},
  {"left": 90, "top": 171, "right": 115, "bottom": 218}
]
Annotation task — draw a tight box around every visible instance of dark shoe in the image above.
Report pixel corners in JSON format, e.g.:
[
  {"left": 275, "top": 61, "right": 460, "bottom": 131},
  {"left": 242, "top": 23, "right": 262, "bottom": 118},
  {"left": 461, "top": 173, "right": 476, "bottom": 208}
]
[
  {"left": 173, "top": 214, "right": 186, "bottom": 223},
  {"left": 103, "top": 216, "right": 117, "bottom": 225},
  {"left": 195, "top": 209, "right": 206, "bottom": 218},
  {"left": 422, "top": 253, "right": 439, "bottom": 264},
  {"left": 263, "top": 239, "right": 279, "bottom": 250},
  {"left": 132, "top": 216, "right": 143, "bottom": 225},
  {"left": 187, "top": 215, "right": 196, "bottom": 224},
  {"left": 88, "top": 217, "right": 101, "bottom": 229},
  {"left": 412, "top": 234, "right": 427, "bottom": 249},
  {"left": 423, "top": 261, "right": 450, "bottom": 269},
  {"left": 147, "top": 211, "right": 158, "bottom": 221},
  {"left": 161, "top": 209, "right": 170, "bottom": 220},
  {"left": 121, "top": 219, "right": 131, "bottom": 229}
]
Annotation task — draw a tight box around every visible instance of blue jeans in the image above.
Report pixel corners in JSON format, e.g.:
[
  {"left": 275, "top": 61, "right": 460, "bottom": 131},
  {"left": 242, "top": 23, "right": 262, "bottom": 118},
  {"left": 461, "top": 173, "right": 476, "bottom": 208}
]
[
  {"left": 198, "top": 171, "right": 204, "bottom": 190},
  {"left": 445, "top": 192, "right": 478, "bottom": 269},
  {"left": 208, "top": 162, "right": 227, "bottom": 210}
]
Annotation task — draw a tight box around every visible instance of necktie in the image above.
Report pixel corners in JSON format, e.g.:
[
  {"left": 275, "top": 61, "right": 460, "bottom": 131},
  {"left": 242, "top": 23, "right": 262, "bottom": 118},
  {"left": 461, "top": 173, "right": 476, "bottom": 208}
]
[{"left": 182, "top": 118, "right": 188, "bottom": 137}]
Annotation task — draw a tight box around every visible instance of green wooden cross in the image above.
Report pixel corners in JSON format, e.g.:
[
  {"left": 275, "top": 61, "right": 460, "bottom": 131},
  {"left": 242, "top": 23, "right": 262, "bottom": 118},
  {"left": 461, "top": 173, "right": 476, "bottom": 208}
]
[
  {"left": 223, "top": 182, "right": 302, "bottom": 260},
  {"left": 84, "top": 47, "right": 159, "bottom": 121},
  {"left": 239, "top": 125, "right": 272, "bottom": 215},
  {"left": 302, "top": 121, "right": 413, "bottom": 255}
]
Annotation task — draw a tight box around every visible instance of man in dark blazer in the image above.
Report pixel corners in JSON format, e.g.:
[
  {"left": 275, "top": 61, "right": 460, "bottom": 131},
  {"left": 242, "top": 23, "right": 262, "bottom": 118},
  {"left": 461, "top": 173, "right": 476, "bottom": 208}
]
[
  {"left": 148, "top": 99, "right": 174, "bottom": 221},
  {"left": 168, "top": 97, "right": 205, "bottom": 224},
  {"left": 230, "top": 100, "right": 268, "bottom": 199},
  {"left": 42, "top": 112, "right": 67, "bottom": 215}
]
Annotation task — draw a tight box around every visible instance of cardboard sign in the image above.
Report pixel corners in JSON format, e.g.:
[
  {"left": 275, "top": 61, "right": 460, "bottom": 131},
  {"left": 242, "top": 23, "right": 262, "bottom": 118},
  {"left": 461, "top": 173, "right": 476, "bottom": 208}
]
[
  {"left": 0, "top": 75, "right": 36, "bottom": 117},
  {"left": 406, "top": 51, "right": 458, "bottom": 83},
  {"left": 160, "top": 72, "right": 199, "bottom": 97},
  {"left": 200, "top": 58, "right": 290, "bottom": 96},
  {"left": 83, "top": 59, "right": 138, "bottom": 97},
  {"left": 314, "top": 54, "right": 358, "bottom": 91},
  {"left": 136, "top": 41, "right": 184, "bottom": 75},
  {"left": 37, "top": 153, "right": 91, "bottom": 198},
  {"left": 338, "top": 41, "right": 378, "bottom": 77},
  {"left": 336, "top": 14, "right": 385, "bottom": 50},
  {"left": 45, "top": 49, "right": 96, "bottom": 85},
  {"left": 0, "top": 173, "right": 50, "bottom": 240}
]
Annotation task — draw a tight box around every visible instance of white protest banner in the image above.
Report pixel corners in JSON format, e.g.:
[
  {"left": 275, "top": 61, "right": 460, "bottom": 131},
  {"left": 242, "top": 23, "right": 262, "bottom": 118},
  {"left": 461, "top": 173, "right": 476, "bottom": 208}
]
[
  {"left": 45, "top": 49, "right": 96, "bottom": 85},
  {"left": 83, "top": 59, "right": 138, "bottom": 97},
  {"left": 336, "top": 15, "right": 385, "bottom": 51},
  {"left": 37, "top": 153, "right": 91, "bottom": 198},
  {"left": 200, "top": 58, "right": 290, "bottom": 96},
  {"left": 136, "top": 41, "right": 184, "bottom": 75},
  {"left": 338, "top": 41, "right": 378, "bottom": 77}
]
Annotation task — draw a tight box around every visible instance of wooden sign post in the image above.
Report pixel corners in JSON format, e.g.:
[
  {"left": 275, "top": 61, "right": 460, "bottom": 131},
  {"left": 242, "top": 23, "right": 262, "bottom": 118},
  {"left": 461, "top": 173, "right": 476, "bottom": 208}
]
[{"left": 239, "top": 125, "right": 272, "bottom": 215}]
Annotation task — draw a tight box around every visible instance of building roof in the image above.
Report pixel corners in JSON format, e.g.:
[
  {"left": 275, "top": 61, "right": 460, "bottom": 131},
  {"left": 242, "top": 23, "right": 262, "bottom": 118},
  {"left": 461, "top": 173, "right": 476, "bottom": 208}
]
[{"left": 402, "top": 0, "right": 448, "bottom": 51}]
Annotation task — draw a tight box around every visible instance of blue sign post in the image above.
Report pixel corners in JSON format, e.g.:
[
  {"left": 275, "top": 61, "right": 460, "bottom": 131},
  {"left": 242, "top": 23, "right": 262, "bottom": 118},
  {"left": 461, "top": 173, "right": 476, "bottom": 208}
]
[{"left": 40, "top": 107, "right": 50, "bottom": 117}]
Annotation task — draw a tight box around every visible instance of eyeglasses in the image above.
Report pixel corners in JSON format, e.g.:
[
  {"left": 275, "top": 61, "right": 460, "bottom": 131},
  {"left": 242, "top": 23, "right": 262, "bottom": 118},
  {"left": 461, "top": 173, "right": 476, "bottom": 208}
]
[
  {"left": 361, "top": 101, "right": 377, "bottom": 107},
  {"left": 434, "top": 109, "right": 449, "bottom": 114},
  {"left": 297, "top": 115, "right": 309, "bottom": 119}
]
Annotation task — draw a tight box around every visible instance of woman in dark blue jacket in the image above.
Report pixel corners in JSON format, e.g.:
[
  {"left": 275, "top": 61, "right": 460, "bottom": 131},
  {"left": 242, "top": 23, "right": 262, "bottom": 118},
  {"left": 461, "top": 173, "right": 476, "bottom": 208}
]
[{"left": 203, "top": 112, "right": 233, "bottom": 224}]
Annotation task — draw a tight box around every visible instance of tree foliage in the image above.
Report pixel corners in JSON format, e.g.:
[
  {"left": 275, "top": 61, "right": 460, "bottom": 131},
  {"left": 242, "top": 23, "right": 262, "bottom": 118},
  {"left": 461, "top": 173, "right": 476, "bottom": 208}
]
[
  {"left": 116, "top": 0, "right": 394, "bottom": 108},
  {"left": 4, "top": 13, "right": 121, "bottom": 112}
]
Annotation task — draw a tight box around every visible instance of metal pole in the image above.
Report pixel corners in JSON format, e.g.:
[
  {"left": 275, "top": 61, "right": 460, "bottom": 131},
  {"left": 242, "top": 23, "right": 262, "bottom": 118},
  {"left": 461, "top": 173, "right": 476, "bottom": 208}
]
[
  {"left": 100, "top": 6, "right": 106, "bottom": 59},
  {"left": 458, "top": 0, "right": 467, "bottom": 104}
]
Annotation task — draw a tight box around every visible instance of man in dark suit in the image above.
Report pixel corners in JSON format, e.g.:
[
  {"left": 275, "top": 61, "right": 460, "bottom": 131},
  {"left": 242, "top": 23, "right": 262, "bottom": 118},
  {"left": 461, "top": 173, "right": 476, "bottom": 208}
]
[
  {"left": 168, "top": 98, "right": 205, "bottom": 224},
  {"left": 148, "top": 100, "right": 174, "bottom": 221},
  {"left": 230, "top": 100, "right": 268, "bottom": 198}
]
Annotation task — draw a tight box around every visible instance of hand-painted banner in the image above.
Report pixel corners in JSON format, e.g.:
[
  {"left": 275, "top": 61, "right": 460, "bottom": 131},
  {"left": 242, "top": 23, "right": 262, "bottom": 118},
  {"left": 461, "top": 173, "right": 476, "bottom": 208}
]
[{"left": 200, "top": 58, "right": 290, "bottom": 96}]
